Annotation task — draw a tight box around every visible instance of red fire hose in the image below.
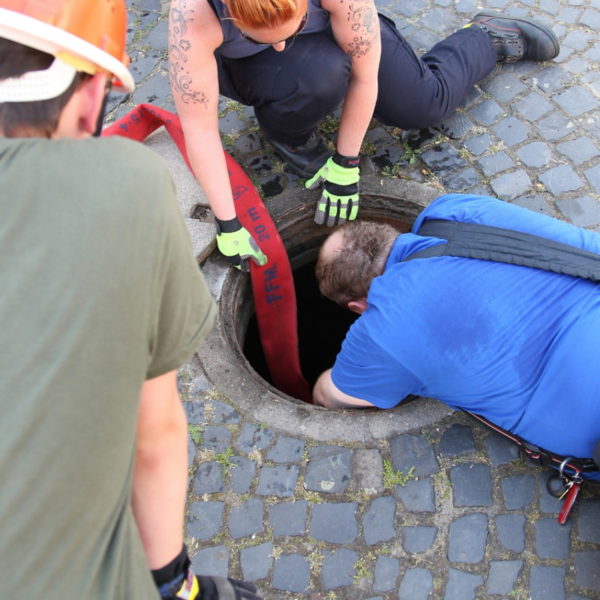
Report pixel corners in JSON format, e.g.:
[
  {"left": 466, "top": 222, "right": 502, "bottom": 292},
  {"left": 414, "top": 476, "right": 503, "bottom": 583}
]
[{"left": 103, "top": 104, "right": 311, "bottom": 403}]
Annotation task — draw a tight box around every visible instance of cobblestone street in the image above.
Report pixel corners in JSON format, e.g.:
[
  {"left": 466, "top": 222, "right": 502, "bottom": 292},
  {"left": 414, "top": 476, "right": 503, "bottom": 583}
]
[{"left": 108, "top": 1, "right": 600, "bottom": 598}]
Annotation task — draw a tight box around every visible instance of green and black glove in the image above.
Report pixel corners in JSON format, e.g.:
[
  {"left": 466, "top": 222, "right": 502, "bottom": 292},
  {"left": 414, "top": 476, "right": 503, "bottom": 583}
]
[
  {"left": 154, "top": 545, "right": 262, "bottom": 600},
  {"left": 215, "top": 216, "right": 267, "bottom": 271},
  {"left": 305, "top": 152, "right": 360, "bottom": 227}
]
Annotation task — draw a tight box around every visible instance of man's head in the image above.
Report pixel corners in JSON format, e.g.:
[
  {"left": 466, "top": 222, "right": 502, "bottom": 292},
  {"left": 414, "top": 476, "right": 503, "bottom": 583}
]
[
  {"left": 316, "top": 220, "right": 399, "bottom": 313},
  {"left": 0, "top": 0, "right": 134, "bottom": 138},
  {"left": 225, "top": 0, "right": 308, "bottom": 52}
]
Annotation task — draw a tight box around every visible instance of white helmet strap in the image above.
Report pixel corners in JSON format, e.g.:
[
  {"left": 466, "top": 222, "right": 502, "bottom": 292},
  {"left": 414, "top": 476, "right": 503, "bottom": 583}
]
[{"left": 0, "top": 58, "right": 78, "bottom": 102}]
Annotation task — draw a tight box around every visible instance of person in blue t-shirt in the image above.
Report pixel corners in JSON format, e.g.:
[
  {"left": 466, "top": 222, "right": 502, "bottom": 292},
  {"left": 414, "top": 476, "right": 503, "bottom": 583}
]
[{"left": 313, "top": 194, "right": 600, "bottom": 462}]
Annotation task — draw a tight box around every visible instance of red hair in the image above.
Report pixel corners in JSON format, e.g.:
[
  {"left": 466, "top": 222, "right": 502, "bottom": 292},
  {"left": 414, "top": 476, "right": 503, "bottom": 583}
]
[{"left": 226, "top": 0, "right": 305, "bottom": 28}]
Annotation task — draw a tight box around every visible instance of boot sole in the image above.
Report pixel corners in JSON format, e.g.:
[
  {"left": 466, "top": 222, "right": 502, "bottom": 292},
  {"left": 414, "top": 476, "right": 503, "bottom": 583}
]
[{"left": 473, "top": 11, "right": 560, "bottom": 61}]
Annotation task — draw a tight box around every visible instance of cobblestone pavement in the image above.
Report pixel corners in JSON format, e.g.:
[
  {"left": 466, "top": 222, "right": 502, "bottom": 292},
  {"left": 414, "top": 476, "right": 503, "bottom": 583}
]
[{"left": 108, "top": 0, "right": 600, "bottom": 598}]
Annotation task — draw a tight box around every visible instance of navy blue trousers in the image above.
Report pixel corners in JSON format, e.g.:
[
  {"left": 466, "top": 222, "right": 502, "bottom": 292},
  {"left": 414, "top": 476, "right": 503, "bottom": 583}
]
[{"left": 217, "top": 15, "right": 496, "bottom": 146}]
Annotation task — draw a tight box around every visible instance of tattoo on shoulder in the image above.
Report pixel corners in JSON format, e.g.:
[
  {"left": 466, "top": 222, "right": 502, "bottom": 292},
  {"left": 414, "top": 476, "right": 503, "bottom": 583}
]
[
  {"left": 344, "top": 0, "right": 377, "bottom": 59},
  {"left": 168, "top": 1, "right": 209, "bottom": 107}
]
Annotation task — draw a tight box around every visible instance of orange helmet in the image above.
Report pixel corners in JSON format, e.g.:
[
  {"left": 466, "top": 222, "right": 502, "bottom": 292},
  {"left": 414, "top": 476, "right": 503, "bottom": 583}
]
[{"left": 0, "top": 0, "right": 134, "bottom": 93}]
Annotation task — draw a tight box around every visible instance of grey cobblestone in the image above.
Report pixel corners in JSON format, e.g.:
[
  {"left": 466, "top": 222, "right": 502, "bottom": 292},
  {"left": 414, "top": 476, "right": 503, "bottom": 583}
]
[
  {"left": 483, "top": 431, "right": 520, "bottom": 465},
  {"left": 320, "top": 549, "right": 358, "bottom": 589},
  {"left": 514, "top": 91, "right": 554, "bottom": 121},
  {"left": 536, "top": 517, "right": 572, "bottom": 559},
  {"left": 230, "top": 456, "right": 256, "bottom": 493},
  {"left": 228, "top": 497, "right": 264, "bottom": 539},
  {"left": 531, "top": 565, "right": 567, "bottom": 600},
  {"left": 240, "top": 542, "right": 273, "bottom": 582},
  {"left": 304, "top": 446, "right": 352, "bottom": 493},
  {"left": 557, "top": 195, "right": 600, "bottom": 227},
  {"left": 501, "top": 473, "right": 536, "bottom": 509},
  {"left": 495, "top": 513, "right": 526, "bottom": 553},
  {"left": 535, "top": 111, "right": 575, "bottom": 141},
  {"left": 576, "top": 500, "right": 600, "bottom": 543},
  {"left": 268, "top": 500, "right": 308, "bottom": 536},
  {"left": 186, "top": 501, "right": 224, "bottom": 541},
  {"left": 486, "top": 560, "right": 522, "bottom": 595},
  {"left": 200, "top": 426, "right": 231, "bottom": 454},
  {"left": 493, "top": 116, "right": 531, "bottom": 146},
  {"left": 373, "top": 556, "right": 400, "bottom": 593},
  {"left": 490, "top": 169, "right": 532, "bottom": 199},
  {"left": 450, "top": 463, "right": 493, "bottom": 506},
  {"left": 477, "top": 151, "right": 515, "bottom": 175},
  {"left": 256, "top": 465, "right": 299, "bottom": 497},
  {"left": 448, "top": 513, "right": 488, "bottom": 563},
  {"left": 516, "top": 141, "right": 553, "bottom": 168},
  {"left": 272, "top": 555, "right": 310, "bottom": 593},
  {"left": 395, "top": 476, "right": 437, "bottom": 512},
  {"left": 190, "top": 545, "right": 229, "bottom": 578},
  {"left": 398, "top": 568, "right": 434, "bottom": 600},
  {"left": 266, "top": 437, "right": 304, "bottom": 463},
  {"left": 539, "top": 164, "right": 584, "bottom": 195},
  {"left": 556, "top": 137, "right": 600, "bottom": 165},
  {"left": 310, "top": 502, "right": 358, "bottom": 543},
  {"left": 444, "top": 568, "right": 483, "bottom": 600},
  {"left": 574, "top": 551, "right": 600, "bottom": 593},
  {"left": 402, "top": 525, "right": 438, "bottom": 553},
  {"left": 438, "top": 424, "right": 475, "bottom": 456},
  {"left": 390, "top": 434, "right": 439, "bottom": 476},
  {"left": 363, "top": 496, "right": 396, "bottom": 544},
  {"left": 117, "top": 0, "right": 600, "bottom": 597},
  {"left": 193, "top": 462, "right": 224, "bottom": 494}
]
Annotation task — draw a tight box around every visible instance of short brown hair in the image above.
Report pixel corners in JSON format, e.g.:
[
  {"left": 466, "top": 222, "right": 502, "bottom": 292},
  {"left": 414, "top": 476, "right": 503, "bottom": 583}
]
[
  {"left": 226, "top": 0, "right": 303, "bottom": 28},
  {"left": 0, "top": 38, "right": 88, "bottom": 138},
  {"left": 316, "top": 221, "right": 399, "bottom": 307}
]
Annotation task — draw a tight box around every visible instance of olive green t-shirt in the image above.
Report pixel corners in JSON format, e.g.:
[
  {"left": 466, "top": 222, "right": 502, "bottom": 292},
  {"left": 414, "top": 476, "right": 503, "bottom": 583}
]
[{"left": 0, "top": 136, "right": 216, "bottom": 598}]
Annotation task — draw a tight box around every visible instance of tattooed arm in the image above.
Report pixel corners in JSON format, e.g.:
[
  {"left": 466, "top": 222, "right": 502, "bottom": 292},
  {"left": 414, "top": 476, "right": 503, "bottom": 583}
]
[
  {"left": 321, "top": 0, "right": 381, "bottom": 157},
  {"left": 168, "top": 0, "right": 236, "bottom": 220}
]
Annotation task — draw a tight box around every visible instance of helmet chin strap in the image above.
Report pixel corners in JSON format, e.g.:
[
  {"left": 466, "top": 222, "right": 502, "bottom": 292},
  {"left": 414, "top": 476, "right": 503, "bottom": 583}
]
[
  {"left": 0, "top": 58, "right": 77, "bottom": 102},
  {"left": 93, "top": 84, "right": 112, "bottom": 137}
]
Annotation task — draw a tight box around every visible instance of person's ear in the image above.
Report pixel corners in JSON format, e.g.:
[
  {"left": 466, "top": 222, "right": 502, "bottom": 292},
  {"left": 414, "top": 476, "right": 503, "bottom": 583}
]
[
  {"left": 78, "top": 74, "right": 108, "bottom": 135},
  {"left": 347, "top": 298, "right": 368, "bottom": 314}
]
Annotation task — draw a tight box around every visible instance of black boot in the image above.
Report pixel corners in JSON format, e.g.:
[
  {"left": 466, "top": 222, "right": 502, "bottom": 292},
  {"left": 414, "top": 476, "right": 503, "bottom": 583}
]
[
  {"left": 469, "top": 11, "right": 560, "bottom": 63},
  {"left": 267, "top": 131, "right": 332, "bottom": 178}
]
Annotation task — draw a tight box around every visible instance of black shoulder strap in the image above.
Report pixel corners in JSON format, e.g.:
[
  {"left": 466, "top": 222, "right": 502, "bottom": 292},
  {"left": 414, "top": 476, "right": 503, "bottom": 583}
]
[{"left": 405, "top": 219, "right": 600, "bottom": 282}]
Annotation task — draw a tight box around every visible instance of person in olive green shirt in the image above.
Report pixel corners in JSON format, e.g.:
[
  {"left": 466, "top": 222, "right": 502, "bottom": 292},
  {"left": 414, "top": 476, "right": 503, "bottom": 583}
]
[{"left": 0, "top": 2, "right": 260, "bottom": 599}]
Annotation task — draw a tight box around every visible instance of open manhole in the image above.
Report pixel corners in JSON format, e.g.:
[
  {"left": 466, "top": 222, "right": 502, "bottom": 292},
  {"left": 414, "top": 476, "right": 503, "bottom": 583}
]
[{"left": 198, "top": 177, "right": 453, "bottom": 443}]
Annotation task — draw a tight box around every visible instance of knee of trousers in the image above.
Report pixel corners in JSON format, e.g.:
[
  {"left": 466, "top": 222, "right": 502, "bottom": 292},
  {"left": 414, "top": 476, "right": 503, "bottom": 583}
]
[
  {"left": 375, "top": 98, "right": 455, "bottom": 130},
  {"left": 276, "top": 53, "right": 350, "bottom": 113}
]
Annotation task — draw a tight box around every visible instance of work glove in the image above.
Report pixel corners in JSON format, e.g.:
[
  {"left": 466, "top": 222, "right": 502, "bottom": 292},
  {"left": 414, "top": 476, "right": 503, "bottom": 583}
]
[
  {"left": 154, "top": 545, "right": 262, "bottom": 600},
  {"left": 215, "top": 216, "right": 267, "bottom": 271},
  {"left": 160, "top": 571, "right": 262, "bottom": 600},
  {"left": 305, "top": 152, "right": 360, "bottom": 227}
]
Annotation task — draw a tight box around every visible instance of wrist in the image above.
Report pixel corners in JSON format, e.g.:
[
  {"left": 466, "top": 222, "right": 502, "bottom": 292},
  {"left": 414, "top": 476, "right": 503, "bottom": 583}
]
[
  {"left": 332, "top": 152, "right": 360, "bottom": 169},
  {"left": 215, "top": 215, "right": 242, "bottom": 234}
]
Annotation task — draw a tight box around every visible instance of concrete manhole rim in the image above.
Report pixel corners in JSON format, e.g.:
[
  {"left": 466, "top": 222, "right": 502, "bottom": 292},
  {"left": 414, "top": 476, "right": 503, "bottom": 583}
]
[{"left": 197, "top": 175, "right": 453, "bottom": 443}]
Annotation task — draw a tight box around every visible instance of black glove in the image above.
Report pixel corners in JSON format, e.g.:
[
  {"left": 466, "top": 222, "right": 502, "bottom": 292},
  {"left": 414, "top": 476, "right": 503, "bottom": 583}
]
[
  {"left": 196, "top": 576, "right": 262, "bottom": 600},
  {"left": 154, "top": 545, "right": 262, "bottom": 600}
]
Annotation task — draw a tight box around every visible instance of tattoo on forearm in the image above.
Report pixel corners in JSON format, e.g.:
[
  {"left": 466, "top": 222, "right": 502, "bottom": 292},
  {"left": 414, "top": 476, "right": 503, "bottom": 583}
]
[
  {"left": 342, "top": 0, "right": 377, "bottom": 59},
  {"left": 168, "top": 2, "right": 209, "bottom": 107}
]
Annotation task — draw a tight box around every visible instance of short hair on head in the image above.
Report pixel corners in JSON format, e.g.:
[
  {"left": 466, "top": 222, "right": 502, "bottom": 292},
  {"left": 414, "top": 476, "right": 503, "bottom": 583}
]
[
  {"left": 0, "top": 38, "right": 88, "bottom": 138},
  {"left": 226, "top": 0, "right": 302, "bottom": 28},
  {"left": 316, "top": 220, "right": 399, "bottom": 307}
]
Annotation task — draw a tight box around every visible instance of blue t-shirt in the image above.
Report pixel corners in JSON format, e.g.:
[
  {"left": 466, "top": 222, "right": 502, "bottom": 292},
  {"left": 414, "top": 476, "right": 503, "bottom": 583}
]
[{"left": 332, "top": 194, "right": 600, "bottom": 459}]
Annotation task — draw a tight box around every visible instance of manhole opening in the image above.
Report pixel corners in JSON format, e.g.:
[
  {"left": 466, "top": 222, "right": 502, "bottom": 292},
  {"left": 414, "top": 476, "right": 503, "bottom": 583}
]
[
  {"left": 233, "top": 198, "right": 417, "bottom": 399},
  {"left": 243, "top": 259, "right": 359, "bottom": 388}
]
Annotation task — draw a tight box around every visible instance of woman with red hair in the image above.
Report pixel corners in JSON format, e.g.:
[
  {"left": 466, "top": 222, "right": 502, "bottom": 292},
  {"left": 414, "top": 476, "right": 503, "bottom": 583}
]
[{"left": 169, "top": 0, "right": 558, "bottom": 266}]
